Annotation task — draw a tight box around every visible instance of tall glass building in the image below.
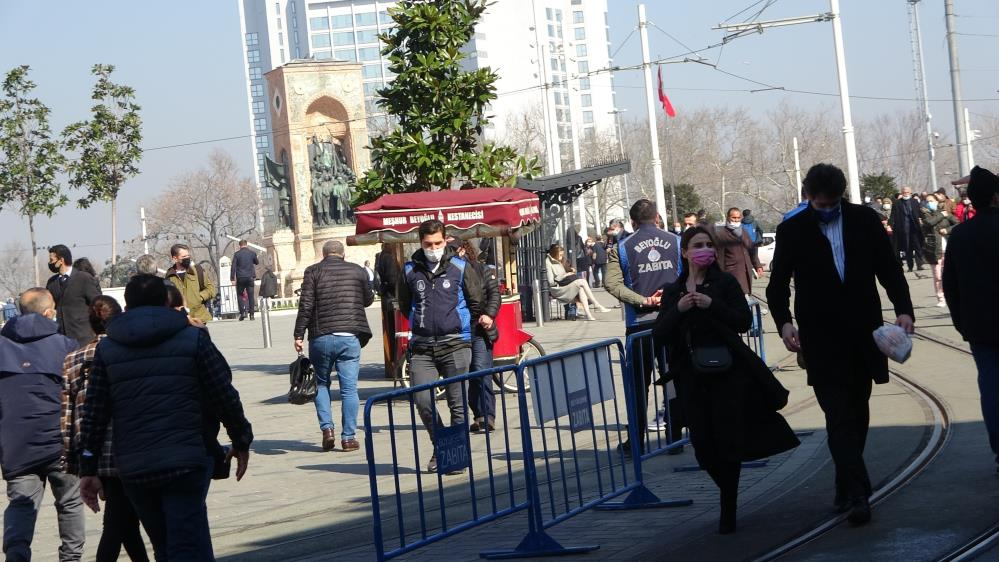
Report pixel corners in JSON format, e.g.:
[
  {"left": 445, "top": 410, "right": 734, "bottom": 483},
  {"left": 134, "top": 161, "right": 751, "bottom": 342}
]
[{"left": 238, "top": 0, "right": 617, "bottom": 232}]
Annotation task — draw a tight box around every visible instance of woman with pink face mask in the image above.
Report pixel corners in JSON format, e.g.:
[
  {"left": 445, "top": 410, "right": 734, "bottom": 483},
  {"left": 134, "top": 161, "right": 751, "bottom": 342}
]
[{"left": 652, "top": 226, "right": 798, "bottom": 535}]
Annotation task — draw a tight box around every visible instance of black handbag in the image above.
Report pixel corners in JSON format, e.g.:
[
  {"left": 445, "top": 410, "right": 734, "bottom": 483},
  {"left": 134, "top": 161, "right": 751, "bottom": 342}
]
[
  {"left": 686, "top": 330, "right": 733, "bottom": 374},
  {"left": 288, "top": 354, "right": 318, "bottom": 405}
]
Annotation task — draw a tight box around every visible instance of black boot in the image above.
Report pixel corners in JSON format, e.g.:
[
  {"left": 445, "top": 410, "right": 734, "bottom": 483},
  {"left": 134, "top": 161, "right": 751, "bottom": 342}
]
[{"left": 719, "top": 490, "right": 737, "bottom": 534}]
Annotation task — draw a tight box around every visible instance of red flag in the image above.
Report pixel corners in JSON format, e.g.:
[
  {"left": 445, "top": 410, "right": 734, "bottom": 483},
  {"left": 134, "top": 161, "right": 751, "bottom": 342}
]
[{"left": 657, "top": 65, "right": 676, "bottom": 118}]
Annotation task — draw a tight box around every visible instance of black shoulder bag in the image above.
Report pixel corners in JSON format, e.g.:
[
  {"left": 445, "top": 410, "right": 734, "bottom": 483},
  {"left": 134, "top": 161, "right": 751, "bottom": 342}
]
[{"left": 685, "top": 328, "right": 733, "bottom": 374}]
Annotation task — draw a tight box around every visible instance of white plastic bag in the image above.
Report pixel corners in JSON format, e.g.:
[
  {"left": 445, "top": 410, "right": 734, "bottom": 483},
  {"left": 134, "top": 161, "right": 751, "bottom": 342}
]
[{"left": 872, "top": 325, "right": 912, "bottom": 364}]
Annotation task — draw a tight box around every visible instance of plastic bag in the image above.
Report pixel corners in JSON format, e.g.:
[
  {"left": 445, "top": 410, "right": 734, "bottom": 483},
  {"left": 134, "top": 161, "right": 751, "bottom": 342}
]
[{"left": 873, "top": 325, "right": 912, "bottom": 363}]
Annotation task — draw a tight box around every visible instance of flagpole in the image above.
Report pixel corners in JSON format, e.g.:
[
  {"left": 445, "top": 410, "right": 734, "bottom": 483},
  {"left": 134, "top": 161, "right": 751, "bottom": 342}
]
[{"left": 638, "top": 3, "right": 669, "bottom": 222}]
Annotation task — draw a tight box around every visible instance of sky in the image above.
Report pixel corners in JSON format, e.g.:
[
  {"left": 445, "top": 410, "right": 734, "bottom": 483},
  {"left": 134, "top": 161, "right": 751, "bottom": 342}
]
[{"left": 1, "top": 0, "right": 997, "bottom": 266}]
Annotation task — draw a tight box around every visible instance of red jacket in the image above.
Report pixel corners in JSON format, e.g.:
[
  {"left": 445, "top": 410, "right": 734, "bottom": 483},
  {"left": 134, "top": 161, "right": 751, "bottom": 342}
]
[{"left": 955, "top": 201, "right": 977, "bottom": 222}]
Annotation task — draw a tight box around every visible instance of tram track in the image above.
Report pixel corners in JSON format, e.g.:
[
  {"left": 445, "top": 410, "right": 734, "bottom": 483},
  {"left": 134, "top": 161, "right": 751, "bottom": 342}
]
[{"left": 748, "top": 293, "right": 986, "bottom": 561}]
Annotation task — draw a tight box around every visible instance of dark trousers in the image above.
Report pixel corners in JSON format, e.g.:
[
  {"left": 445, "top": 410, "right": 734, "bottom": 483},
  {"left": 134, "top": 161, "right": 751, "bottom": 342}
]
[
  {"left": 3, "top": 459, "right": 84, "bottom": 562},
  {"left": 236, "top": 278, "right": 255, "bottom": 316},
  {"left": 971, "top": 343, "right": 999, "bottom": 467},
  {"left": 813, "top": 374, "right": 874, "bottom": 502},
  {"left": 469, "top": 334, "right": 496, "bottom": 422},
  {"left": 122, "top": 464, "right": 214, "bottom": 562},
  {"left": 894, "top": 230, "right": 924, "bottom": 271},
  {"left": 409, "top": 347, "right": 471, "bottom": 440},
  {"left": 96, "top": 476, "right": 148, "bottom": 562},
  {"left": 704, "top": 459, "right": 741, "bottom": 512},
  {"left": 593, "top": 263, "right": 607, "bottom": 287},
  {"left": 629, "top": 326, "right": 683, "bottom": 447}
]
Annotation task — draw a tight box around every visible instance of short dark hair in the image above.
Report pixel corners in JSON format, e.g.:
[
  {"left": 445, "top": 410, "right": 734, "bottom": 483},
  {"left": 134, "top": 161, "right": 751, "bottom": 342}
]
[
  {"left": 124, "top": 274, "right": 168, "bottom": 309},
  {"left": 239, "top": 239, "right": 248, "bottom": 247},
  {"left": 683, "top": 212, "right": 697, "bottom": 220},
  {"left": 170, "top": 243, "right": 190, "bottom": 258},
  {"left": 803, "top": 163, "right": 848, "bottom": 199},
  {"left": 727, "top": 207, "right": 742, "bottom": 217},
  {"left": 165, "top": 284, "right": 185, "bottom": 309},
  {"left": 629, "top": 199, "right": 657, "bottom": 224},
  {"left": 742, "top": 209, "right": 752, "bottom": 216},
  {"left": 418, "top": 219, "right": 446, "bottom": 240},
  {"left": 49, "top": 244, "right": 72, "bottom": 266},
  {"left": 88, "top": 296, "right": 122, "bottom": 335}
]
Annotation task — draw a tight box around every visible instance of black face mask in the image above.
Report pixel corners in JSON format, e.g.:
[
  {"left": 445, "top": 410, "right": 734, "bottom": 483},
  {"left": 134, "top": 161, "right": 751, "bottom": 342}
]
[
  {"left": 179, "top": 258, "right": 192, "bottom": 269},
  {"left": 48, "top": 262, "right": 60, "bottom": 273}
]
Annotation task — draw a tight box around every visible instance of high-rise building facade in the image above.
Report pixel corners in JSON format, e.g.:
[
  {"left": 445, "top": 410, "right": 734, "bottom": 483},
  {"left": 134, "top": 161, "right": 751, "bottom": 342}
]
[{"left": 238, "top": 0, "right": 617, "bottom": 232}]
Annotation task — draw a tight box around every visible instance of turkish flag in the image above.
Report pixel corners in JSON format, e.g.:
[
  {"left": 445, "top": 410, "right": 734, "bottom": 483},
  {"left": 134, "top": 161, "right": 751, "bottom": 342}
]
[{"left": 657, "top": 65, "right": 676, "bottom": 118}]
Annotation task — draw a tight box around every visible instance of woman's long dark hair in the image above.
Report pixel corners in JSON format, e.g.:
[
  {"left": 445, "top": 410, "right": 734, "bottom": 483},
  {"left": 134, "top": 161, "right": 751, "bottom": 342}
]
[
  {"left": 88, "top": 295, "right": 122, "bottom": 335},
  {"left": 678, "top": 225, "right": 718, "bottom": 276}
]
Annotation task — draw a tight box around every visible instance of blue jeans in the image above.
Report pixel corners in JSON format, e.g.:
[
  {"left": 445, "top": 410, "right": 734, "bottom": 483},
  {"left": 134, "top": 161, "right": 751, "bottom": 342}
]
[
  {"left": 123, "top": 462, "right": 213, "bottom": 562},
  {"left": 972, "top": 343, "right": 999, "bottom": 466},
  {"left": 309, "top": 334, "right": 362, "bottom": 439}
]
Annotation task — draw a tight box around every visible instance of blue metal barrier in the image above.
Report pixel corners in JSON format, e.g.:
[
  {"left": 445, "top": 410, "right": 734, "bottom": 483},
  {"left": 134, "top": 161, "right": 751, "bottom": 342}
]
[{"left": 364, "top": 364, "right": 532, "bottom": 561}]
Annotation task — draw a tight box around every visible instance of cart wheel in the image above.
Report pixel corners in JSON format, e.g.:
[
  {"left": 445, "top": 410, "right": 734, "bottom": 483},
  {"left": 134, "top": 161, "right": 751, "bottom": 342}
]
[{"left": 493, "top": 338, "right": 544, "bottom": 393}]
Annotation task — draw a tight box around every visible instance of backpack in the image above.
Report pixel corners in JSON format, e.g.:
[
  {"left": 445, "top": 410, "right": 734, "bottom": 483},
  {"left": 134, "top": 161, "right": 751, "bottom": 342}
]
[{"left": 288, "top": 354, "right": 318, "bottom": 405}]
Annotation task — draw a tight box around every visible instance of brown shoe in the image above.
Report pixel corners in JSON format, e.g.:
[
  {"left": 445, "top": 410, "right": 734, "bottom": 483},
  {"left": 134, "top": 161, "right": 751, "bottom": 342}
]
[
  {"left": 341, "top": 438, "right": 360, "bottom": 452},
  {"left": 322, "top": 428, "right": 335, "bottom": 451}
]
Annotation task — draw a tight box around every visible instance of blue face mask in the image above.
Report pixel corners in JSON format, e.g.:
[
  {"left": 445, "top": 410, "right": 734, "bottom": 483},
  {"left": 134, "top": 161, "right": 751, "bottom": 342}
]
[
  {"left": 926, "top": 200, "right": 939, "bottom": 211},
  {"left": 815, "top": 205, "right": 841, "bottom": 223}
]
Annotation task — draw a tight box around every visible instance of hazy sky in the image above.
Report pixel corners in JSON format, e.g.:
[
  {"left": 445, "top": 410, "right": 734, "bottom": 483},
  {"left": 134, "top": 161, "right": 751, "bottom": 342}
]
[{"left": 1, "top": 0, "right": 997, "bottom": 266}]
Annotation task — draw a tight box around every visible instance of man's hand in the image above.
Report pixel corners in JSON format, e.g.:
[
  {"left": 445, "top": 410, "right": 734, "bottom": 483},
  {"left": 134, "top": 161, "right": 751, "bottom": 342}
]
[
  {"left": 188, "top": 317, "right": 206, "bottom": 329},
  {"left": 781, "top": 322, "right": 801, "bottom": 352},
  {"left": 80, "top": 476, "right": 104, "bottom": 513},
  {"left": 227, "top": 448, "right": 250, "bottom": 481},
  {"left": 677, "top": 292, "right": 696, "bottom": 313},
  {"left": 644, "top": 289, "right": 663, "bottom": 307},
  {"left": 478, "top": 315, "right": 494, "bottom": 329},
  {"left": 294, "top": 339, "right": 304, "bottom": 353},
  {"left": 895, "top": 314, "right": 915, "bottom": 335},
  {"left": 756, "top": 267, "right": 765, "bottom": 277}
]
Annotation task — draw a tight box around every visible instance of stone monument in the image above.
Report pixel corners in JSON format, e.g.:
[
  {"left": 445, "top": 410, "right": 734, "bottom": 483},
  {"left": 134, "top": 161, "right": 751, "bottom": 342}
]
[{"left": 262, "top": 60, "right": 374, "bottom": 295}]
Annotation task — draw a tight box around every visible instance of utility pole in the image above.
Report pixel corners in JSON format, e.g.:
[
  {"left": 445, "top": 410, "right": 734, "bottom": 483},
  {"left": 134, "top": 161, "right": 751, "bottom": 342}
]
[
  {"left": 908, "top": 0, "right": 938, "bottom": 192},
  {"left": 793, "top": 136, "right": 803, "bottom": 201},
  {"left": 638, "top": 4, "right": 669, "bottom": 222},
  {"left": 561, "top": 26, "right": 587, "bottom": 238},
  {"left": 715, "top": 1, "right": 860, "bottom": 202},
  {"left": 140, "top": 206, "right": 149, "bottom": 255},
  {"left": 610, "top": 109, "right": 632, "bottom": 210},
  {"left": 945, "top": 0, "right": 970, "bottom": 176}
]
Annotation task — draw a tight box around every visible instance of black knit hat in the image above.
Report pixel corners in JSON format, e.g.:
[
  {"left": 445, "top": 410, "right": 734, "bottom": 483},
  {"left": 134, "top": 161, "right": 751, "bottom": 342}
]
[{"left": 968, "top": 166, "right": 999, "bottom": 209}]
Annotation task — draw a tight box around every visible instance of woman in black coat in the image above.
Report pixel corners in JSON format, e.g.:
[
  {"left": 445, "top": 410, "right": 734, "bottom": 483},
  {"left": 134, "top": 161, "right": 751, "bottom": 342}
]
[{"left": 653, "top": 226, "right": 799, "bottom": 534}]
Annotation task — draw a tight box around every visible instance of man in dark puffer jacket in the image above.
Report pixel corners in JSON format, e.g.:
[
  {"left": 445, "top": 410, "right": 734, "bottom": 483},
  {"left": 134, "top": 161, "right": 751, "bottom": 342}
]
[
  {"left": 0, "top": 288, "right": 83, "bottom": 562},
  {"left": 294, "top": 240, "right": 373, "bottom": 452},
  {"left": 78, "top": 274, "right": 253, "bottom": 561}
]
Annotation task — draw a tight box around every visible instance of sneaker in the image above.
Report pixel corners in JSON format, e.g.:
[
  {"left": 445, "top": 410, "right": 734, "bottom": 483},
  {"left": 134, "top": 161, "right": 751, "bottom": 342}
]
[
  {"left": 936, "top": 299, "right": 947, "bottom": 308},
  {"left": 646, "top": 408, "right": 667, "bottom": 432},
  {"left": 427, "top": 456, "right": 438, "bottom": 473}
]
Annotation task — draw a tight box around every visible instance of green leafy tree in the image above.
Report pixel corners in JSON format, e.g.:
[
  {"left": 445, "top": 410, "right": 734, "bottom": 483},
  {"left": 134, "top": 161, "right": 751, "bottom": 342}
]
[
  {"left": 353, "top": 0, "right": 539, "bottom": 204},
  {"left": 0, "top": 65, "right": 68, "bottom": 286},
  {"left": 63, "top": 64, "right": 142, "bottom": 267},
  {"left": 666, "top": 182, "right": 701, "bottom": 222},
  {"left": 860, "top": 172, "right": 898, "bottom": 201}
]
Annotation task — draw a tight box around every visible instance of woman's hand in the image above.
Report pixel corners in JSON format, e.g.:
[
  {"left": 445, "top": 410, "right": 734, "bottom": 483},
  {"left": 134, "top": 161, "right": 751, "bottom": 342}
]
[
  {"left": 691, "top": 292, "right": 712, "bottom": 309},
  {"left": 677, "top": 292, "right": 696, "bottom": 312}
]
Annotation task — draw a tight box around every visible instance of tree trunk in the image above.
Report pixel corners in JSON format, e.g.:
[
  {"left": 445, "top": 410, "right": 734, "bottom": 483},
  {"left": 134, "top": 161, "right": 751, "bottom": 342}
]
[
  {"left": 111, "top": 197, "right": 118, "bottom": 268},
  {"left": 29, "top": 214, "right": 39, "bottom": 287}
]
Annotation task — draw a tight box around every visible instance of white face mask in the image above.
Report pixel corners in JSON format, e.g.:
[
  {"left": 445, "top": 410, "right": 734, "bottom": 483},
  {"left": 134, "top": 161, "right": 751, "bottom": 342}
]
[
  {"left": 963, "top": 199, "right": 971, "bottom": 205},
  {"left": 902, "top": 194, "right": 912, "bottom": 200},
  {"left": 423, "top": 247, "right": 443, "bottom": 263},
  {"left": 728, "top": 221, "right": 742, "bottom": 228}
]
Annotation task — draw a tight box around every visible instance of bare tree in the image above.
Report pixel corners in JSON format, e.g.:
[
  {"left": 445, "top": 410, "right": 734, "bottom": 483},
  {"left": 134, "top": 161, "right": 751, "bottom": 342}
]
[
  {"left": 0, "top": 242, "right": 35, "bottom": 298},
  {"left": 145, "top": 149, "right": 260, "bottom": 282}
]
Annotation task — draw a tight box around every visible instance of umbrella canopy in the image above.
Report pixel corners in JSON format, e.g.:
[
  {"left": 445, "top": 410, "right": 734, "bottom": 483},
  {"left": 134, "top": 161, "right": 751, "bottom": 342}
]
[{"left": 350, "top": 188, "right": 541, "bottom": 245}]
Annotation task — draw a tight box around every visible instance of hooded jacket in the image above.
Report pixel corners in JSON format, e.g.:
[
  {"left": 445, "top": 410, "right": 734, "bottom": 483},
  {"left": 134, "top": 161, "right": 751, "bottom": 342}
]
[
  {"left": 0, "top": 314, "right": 77, "bottom": 479},
  {"left": 95, "top": 307, "right": 209, "bottom": 477}
]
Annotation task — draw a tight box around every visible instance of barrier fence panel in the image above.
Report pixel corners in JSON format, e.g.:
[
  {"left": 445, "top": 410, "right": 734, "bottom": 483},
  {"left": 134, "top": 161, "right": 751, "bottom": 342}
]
[{"left": 364, "top": 365, "right": 532, "bottom": 561}]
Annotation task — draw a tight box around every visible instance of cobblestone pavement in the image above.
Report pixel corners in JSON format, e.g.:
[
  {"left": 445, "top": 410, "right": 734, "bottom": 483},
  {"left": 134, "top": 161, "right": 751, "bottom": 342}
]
[{"left": 6, "top": 275, "right": 985, "bottom": 562}]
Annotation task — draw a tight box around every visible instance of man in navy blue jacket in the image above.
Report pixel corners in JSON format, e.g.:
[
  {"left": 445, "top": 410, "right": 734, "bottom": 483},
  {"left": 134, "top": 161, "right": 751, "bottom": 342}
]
[
  {"left": 398, "top": 220, "right": 483, "bottom": 474},
  {"left": 0, "top": 288, "right": 83, "bottom": 561}
]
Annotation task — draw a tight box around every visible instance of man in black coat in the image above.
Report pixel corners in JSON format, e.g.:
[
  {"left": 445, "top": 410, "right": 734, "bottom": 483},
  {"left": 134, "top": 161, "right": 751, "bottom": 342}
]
[
  {"left": 943, "top": 165, "right": 999, "bottom": 474},
  {"left": 374, "top": 244, "right": 400, "bottom": 378},
  {"left": 767, "top": 163, "right": 914, "bottom": 527},
  {"left": 46, "top": 244, "right": 102, "bottom": 347},
  {"left": 888, "top": 186, "right": 925, "bottom": 272},
  {"left": 293, "top": 240, "right": 373, "bottom": 453},
  {"left": 230, "top": 240, "right": 259, "bottom": 321}
]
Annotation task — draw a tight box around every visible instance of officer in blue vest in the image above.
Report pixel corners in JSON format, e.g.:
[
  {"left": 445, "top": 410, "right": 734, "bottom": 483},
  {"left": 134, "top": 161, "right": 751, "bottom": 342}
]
[
  {"left": 398, "top": 220, "right": 484, "bottom": 474},
  {"left": 605, "top": 199, "right": 683, "bottom": 454}
]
